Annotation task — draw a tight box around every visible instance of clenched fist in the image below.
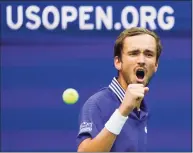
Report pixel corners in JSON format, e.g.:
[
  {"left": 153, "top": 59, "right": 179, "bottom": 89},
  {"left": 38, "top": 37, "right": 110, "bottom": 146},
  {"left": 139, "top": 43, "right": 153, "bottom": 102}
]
[{"left": 118, "top": 84, "right": 149, "bottom": 117}]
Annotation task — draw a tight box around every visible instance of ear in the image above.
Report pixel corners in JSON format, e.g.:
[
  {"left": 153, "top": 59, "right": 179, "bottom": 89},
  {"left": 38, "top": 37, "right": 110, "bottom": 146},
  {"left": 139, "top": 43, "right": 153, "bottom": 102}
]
[
  {"left": 114, "top": 56, "right": 122, "bottom": 71},
  {"left": 154, "top": 61, "right": 159, "bottom": 72}
]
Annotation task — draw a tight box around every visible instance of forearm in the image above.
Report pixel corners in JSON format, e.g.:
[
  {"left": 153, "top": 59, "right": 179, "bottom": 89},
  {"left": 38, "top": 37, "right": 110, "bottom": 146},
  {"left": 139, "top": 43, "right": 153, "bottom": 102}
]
[
  {"left": 78, "top": 127, "right": 117, "bottom": 152},
  {"left": 78, "top": 108, "right": 131, "bottom": 152}
]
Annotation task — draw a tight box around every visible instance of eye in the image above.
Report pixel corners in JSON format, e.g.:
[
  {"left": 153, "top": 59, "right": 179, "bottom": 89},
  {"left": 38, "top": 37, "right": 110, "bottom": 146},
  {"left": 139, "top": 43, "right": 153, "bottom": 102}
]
[
  {"left": 145, "top": 52, "right": 154, "bottom": 57},
  {"left": 147, "top": 53, "right": 153, "bottom": 57},
  {"left": 129, "top": 51, "right": 138, "bottom": 56}
]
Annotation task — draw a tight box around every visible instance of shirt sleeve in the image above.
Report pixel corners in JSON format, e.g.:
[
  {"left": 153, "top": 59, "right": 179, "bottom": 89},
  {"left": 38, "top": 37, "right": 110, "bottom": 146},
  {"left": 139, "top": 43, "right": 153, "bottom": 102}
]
[{"left": 76, "top": 98, "right": 104, "bottom": 148}]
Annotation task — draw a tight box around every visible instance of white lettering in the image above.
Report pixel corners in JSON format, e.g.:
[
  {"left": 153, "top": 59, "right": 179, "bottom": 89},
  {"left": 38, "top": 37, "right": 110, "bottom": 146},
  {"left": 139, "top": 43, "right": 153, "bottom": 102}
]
[
  {"left": 61, "top": 6, "right": 78, "bottom": 30},
  {"left": 42, "top": 6, "right": 60, "bottom": 30},
  {"left": 79, "top": 6, "right": 94, "bottom": 30},
  {"left": 158, "top": 6, "right": 175, "bottom": 30},
  {"left": 6, "top": 5, "right": 23, "bottom": 30},
  {"left": 121, "top": 6, "right": 139, "bottom": 29},
  {"left": 140, "top": 6, "right": 157, "bottom": 30},
  {"left": 5, "top": 5, "right": 175, "bottom": 31},
  {"left": 26, "top": 5, "right": 41, "bottom": 30},
  {"left": 95, "top": 6, "right": 113, "bottom": 30}
]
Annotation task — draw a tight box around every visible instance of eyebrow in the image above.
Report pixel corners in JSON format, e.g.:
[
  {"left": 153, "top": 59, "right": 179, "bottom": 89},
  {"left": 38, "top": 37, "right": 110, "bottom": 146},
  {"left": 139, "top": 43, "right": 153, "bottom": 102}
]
[
  {"left": 144, "top": 49, "right": 155, "bottom": 53},
  {"left": 127, "top": 49, "right": 155, "bottom": 53}
]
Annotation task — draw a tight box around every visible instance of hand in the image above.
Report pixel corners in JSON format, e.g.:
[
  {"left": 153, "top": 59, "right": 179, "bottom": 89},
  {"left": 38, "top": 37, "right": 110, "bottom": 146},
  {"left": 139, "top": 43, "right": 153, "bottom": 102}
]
[{"left": 119, "top": 84, "right": 149, "bottom": 117}]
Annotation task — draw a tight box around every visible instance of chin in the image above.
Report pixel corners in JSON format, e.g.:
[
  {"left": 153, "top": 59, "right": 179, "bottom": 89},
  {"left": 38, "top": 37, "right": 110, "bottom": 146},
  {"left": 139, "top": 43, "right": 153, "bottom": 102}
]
[
  {"left": 137, "top": 81, "right": 146, "bottom": 85},
  {"left": 135, "top": 79, "right": 148, "bottom": 86}
]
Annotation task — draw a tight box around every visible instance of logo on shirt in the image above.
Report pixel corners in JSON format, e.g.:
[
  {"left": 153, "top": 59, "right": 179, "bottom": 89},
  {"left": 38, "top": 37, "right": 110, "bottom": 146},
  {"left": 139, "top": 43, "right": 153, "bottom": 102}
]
[
  {"left": 79, "top": 122, "right": 92, "bottom": 133},
  {"left": 144, "top": 126, "right": 147, "bottom": 133}
]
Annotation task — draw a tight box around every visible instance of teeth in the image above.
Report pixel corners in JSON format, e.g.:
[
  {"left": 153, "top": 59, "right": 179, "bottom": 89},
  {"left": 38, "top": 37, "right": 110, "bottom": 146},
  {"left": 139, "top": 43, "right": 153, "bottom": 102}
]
[{"left": 137, "top": 69, "right": 144, "bottom": 72}]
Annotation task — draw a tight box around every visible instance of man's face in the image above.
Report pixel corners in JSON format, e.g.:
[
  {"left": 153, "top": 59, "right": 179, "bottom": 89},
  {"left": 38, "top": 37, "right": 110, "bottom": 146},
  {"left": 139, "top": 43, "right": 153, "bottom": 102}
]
[{"left": 115, "top": 34, "right": 158, "bottom": 86}]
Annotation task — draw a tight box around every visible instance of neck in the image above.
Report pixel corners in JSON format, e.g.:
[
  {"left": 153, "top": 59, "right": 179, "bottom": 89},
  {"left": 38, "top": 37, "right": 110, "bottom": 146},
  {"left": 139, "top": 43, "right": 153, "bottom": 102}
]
[{"left": 117, "top": 74, "right": 128, "bottom": 91}]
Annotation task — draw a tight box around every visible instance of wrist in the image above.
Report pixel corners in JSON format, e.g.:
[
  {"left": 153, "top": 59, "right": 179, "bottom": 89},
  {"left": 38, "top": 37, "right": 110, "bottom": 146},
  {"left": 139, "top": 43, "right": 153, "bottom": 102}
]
[
  {"left": 105, "top": 109, "right": 128, "bottom": 135},
  {"left": 118, "top": 103, "right": 133, "bottom": 117}
]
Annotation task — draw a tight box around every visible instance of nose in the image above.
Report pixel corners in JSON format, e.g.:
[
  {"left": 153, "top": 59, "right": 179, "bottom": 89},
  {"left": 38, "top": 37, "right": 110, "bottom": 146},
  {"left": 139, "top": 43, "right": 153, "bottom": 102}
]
[{"left": 137, "top": 54, "right": 145, "bottom": 66}]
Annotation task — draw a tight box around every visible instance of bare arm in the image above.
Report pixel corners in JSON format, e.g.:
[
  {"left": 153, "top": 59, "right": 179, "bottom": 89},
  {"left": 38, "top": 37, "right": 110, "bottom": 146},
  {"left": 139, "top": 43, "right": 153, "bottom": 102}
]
[
  {"left": 78, "top": 84, "right": 149, "bottom": 152},
  {"left": 77, "top": 127, "right": 117, "bottom": 152},
  {"left": 77, "top": 106, "right": 132, "bottom": 152}
]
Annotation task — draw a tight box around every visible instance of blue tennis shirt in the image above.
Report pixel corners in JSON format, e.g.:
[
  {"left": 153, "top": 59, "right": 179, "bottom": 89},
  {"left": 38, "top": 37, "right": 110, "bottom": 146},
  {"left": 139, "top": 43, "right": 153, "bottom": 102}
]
[{"left": 77, "top": 77, "right": 149, "bottom": 152}]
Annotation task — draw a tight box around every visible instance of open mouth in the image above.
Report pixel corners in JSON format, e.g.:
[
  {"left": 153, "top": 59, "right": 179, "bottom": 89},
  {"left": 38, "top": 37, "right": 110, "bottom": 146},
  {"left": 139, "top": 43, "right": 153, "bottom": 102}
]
[{"left": 136, "top": 69, "right": 145, "bottom": 80}]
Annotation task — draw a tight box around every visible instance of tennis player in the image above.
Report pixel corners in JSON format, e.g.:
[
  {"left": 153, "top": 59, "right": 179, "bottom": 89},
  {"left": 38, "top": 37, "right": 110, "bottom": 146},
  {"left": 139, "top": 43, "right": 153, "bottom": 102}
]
[{"left": 76, "top": 27, "right": 162, "bottom": 152}]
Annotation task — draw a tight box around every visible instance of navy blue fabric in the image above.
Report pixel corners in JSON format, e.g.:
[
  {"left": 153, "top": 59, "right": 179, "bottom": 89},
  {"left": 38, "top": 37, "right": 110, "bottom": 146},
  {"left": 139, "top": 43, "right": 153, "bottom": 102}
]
[{"left": 77, "top": 86, "right": 149, "bottom": 151}]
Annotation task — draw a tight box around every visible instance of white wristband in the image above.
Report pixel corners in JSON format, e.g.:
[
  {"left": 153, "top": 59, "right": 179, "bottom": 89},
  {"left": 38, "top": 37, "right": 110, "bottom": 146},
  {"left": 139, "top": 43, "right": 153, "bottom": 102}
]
[{"left": 105, "top": 109, "right": 128, "bottom": 135}]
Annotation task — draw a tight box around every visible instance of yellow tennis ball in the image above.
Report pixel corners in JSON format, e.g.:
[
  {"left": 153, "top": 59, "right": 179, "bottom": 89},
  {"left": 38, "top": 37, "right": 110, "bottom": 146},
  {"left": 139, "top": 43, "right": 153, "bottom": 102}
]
[{"left": 62, "top": 88, "right": 79, "bottom": 104}]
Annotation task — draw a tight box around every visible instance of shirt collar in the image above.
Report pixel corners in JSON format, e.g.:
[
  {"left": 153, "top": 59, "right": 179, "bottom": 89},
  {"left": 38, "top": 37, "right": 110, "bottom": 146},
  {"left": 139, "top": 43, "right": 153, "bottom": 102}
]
[
  {"left": 109, "top": 77, "right": 125, "bottom": 102},
  {"left": 109, "top": 77, "right": 148, "bottom": 112}
]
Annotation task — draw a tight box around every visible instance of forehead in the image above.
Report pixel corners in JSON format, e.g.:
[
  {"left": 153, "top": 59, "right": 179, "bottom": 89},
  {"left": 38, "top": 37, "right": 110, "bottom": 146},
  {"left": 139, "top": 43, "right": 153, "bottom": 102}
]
[{"left": 123, "top": 34, "right": 156, "bottom": 51}]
